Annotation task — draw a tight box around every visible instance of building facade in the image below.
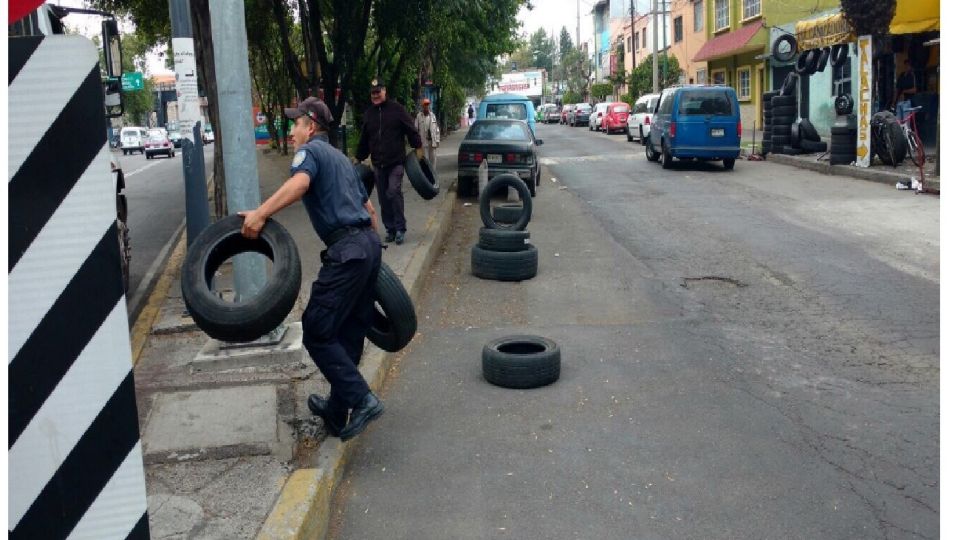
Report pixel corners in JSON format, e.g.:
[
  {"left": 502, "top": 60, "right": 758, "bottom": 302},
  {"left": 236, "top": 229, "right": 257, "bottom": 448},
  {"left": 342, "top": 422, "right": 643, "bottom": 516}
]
[{"left": 670, "top": 0, "right": 708, "bottom": 84}]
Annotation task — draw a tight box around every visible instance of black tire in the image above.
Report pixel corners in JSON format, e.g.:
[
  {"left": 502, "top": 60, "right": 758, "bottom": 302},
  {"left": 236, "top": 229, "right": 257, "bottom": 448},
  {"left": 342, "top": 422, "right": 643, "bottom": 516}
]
[
  {"left": 526, "top": 176, "right": 537, "bottom": 198},
  {"left": 773, "top": 106, "right": 797, "bottom": 117},
  {"left": 831, "top": 141, "right": 858, "bottom": 154},
  {"left": 772, "top": 135, "right": 791, "bottom": 145},
  {"left": 116, "top": 193, "right": 128, "bottom": 223},
  {"left": 181, "top": 215, "right": 302, "bottom": 343},
  {"left": 771, "top": 145, "right": 786, "bottom": 154},
  {"left": 790, "top": 122, "right": 803, "bottom": 148},
  {"left": 830, "top": 43, "right": 849, "bottom": 67},
  {"left": 480, "top": 174, "right": 532, "bottom": 231},
  {"left": 477, "top": 227, "right": 530, "bottom": 252},
  {"left": 829, "top": 153, "right": 856, "bottom": 165},
  {"left": 646, "top": 139, "right": 661, "bottom": 161},
  {"left": 403, "top": 150, "right": 440, "bottom": 200},
  {"left": 492, "top": 203, "right": 524, "bottom": 224},
  {"left": 799, "top": 119, "right": 821, "bottom": 142},
  {"left": 795, "top": 49, "right": 821, "bottom": 75},
  {"left": 723, "top": 158, "right": 736, "bottom": 170},
  {"left": 835, "top": 93, "right": 854, "bottom": 116},
  {"left": 800, "top": 139, "right": 828, "bottom": 152},
  {"left": 482, "top": 335, "right": 560, "bottom": 389},
  {"left": 830, "top": 126, "right": 857, "bottom": 137},
  {"left": 771, "top": 95, "right": 796, "bottom": 107},
  {"left": 367, "top": 262, "right": 417, "bottom": 353},
  {"left": 456, "top": 175, "right": 474, "bottom": 198},
  {"left": 762, "top": 91, "right": 778, "bottom": 102},
  {"left": 355, "top": 163, "right": 376, "bottom": 198},
  {"left": 779, "top": 72, "right": 799, "bottom": 96},
  {"left": 816, "top": 47, "right": 831, "bottom": 72},
  {"left": 471, "top": 244, "right": 538, "bottom": 282},
  {"left": 772, "top": 125, "right": 791, "bottom": 137},
  {"left": 627, "top": 128, "right": 634, "bottom": 142},
  {"left": 780, "top": 147, "right": 806, "bottom": 155},
  {"left": 772, "top": 33, "right": 799, "bottom": 63},
  {"left": 772, "top": 116, "right": 795, "bottom": 126},
  {"left": 661, "top": 140, "right": 673, "bottom": 169}
]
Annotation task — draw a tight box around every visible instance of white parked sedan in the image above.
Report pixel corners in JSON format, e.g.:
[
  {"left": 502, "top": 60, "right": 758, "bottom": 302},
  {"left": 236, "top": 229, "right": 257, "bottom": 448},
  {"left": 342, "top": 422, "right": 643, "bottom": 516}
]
[{"left": 626, "top": 93, "right": 660, "bottom": 143}]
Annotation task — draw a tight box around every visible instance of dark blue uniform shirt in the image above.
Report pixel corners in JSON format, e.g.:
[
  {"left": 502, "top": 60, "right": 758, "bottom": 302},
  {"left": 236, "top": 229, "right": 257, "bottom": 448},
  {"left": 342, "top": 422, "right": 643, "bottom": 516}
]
[{"left": 290, "top": 134, "right": 371, "bottom": 241}]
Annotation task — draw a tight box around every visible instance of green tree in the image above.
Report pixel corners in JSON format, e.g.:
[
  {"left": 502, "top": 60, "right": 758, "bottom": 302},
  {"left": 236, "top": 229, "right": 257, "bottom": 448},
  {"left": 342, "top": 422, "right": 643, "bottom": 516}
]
[
  {"left": 590, "top": 82, "right": 613, "bottom": 101},
  {"left": 628, "top": 54, "right": 682, "bottom": 101},
  {"left": 558, "top": 26, "right": 573, "bottom": 57},
  {"left": 561, "top": 48, "right": 589, "bottom": 101},
  {"left": 529, "top": 27, "right": 555, "bottom": 74},
  {"left": 562, "top": 89, "right": 580, "bottom": 104}
]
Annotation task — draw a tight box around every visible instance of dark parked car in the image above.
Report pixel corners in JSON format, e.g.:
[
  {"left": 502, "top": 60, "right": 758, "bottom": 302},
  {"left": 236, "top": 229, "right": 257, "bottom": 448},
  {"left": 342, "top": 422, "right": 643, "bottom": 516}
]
[
  {"left": 570, "top": 102, "right": 591, "bottom": 126},
  {"left": 457, "top": 119, "right": 543, "bottom": 198},
  {"left": 169, "top": 131, "right": 183, "bottom": 148},
  {"left": 647, "top": 85, "right": 741, "bottom": 170}
]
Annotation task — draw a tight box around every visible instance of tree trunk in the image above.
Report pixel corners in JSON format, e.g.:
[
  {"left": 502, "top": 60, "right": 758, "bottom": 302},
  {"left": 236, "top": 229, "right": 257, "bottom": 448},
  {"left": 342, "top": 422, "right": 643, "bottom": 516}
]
[{"left": 190, "top": 0, "right": 226, "bottom": 219}]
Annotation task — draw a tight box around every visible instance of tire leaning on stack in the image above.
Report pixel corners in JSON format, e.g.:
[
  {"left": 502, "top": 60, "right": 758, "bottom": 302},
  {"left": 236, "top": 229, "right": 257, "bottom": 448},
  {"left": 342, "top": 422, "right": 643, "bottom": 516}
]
[{"left": 472, "top": 173, "right": 538, "bottom": 282}]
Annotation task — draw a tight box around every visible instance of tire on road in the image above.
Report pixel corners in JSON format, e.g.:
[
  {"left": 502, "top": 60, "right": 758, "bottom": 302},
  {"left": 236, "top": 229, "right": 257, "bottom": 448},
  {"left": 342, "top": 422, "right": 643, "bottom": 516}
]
[
  {"left": 181, "top": 215, "right": 302, "bottom": 343},
  {"left": 471, "top": 244, "right": 538, "bottom": 281},
  {"left": 404, "top": 150, "right": 440, "bottom": 200},
  {"left": 480, "top": 174, "right": 532, "bottom": 231},
  {"left": 367, "top": 262, "right": 418, "bottom": 352},
  {"left": 478, "top": 227, "right": 530, "bottom": 252},
  {"left": 482, "top": 334, "right": 561, "bottom": 389}
]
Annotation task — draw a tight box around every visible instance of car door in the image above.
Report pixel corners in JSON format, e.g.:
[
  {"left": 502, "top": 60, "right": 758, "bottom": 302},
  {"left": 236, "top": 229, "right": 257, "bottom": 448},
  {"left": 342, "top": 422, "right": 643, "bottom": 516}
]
[
  {"left": 627, "top": 101, "right": 641, "bottom": 136},
  {"left": 650, "top": 90, "right": 673, "bottom": 151},
  {"left": 642, "top": 95, "right": 659, "bottom": 139}
]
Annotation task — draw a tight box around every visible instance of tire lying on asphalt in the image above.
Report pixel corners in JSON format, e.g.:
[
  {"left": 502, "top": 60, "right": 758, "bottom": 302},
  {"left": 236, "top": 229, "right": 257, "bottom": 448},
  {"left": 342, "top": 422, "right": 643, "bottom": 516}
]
[
  {"left": 355, "top": 163, "right": 376, "bottom": 198},
  {"left": 471, "top": 244, "right": 538, "bottom": 281},
  {"left": 181, "top": 215, "right": 302, "bottom": 343},
  {"left": 492, "top": 203, "right": 524, "bottom": 224},
  {"left": 403, "top": 150, "right": 440, "bottom": 200},
  {"left": 477, "top": 227, "right": 530, "bottom": 252},
  {"left": 367, "top": 262, "right": 417, "bottom": 352},
  {"left": 482, "top": 335, "right": 561, "bottom": 389},
  {"left": 480, "top": 173, "right": 532, "bottom": 231}
]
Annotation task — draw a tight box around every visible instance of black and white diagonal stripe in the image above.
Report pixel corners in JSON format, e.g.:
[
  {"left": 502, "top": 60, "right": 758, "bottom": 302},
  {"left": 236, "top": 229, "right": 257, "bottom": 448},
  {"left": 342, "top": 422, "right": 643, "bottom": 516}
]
[{"left": 8, "top": 35, "right": 149, "bottom": 539}]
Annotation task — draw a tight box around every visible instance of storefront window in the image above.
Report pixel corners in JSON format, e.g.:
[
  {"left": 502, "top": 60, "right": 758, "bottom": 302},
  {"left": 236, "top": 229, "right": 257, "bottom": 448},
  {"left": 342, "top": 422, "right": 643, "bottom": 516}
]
[
  {"left": 716, "top": 0, "right": 729, "bottom": 30},
  {"left": 832, "top": 56, "right": 852, "bottom": 96}
]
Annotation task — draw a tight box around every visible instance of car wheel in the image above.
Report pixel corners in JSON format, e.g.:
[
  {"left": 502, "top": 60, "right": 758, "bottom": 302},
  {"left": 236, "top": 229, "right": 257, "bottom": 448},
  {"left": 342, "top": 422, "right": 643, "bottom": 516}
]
[
  {"left": 661, "top": 140, "right": 673, "bottom": 169},
  {"left": 367, "top": 263, "right": 417, "bottom": 352},
  {"left": 181, "top": 215, "right": 301, "bottom": 343},
  {"left": 645, "top": 139, "right": 660, "bottom": 161},
  {"left": 482, "top": 335, "right": 560, "bottom": 389},
  {"left": 456, "top": 175, "right": 473, "bottom": 198},
  {"left": 723, "top": 158, "right": 736, "bottom": 170},
  {"left": 627, "top": 128, "right": 634, "bottom": 142}
]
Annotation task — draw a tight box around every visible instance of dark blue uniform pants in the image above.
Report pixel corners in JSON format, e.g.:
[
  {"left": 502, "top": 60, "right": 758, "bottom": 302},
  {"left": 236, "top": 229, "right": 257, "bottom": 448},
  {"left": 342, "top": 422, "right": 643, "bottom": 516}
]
[
  {"left": 301, "top": 228, "right": 382, "bottom": 414},
  {"left": 375, "top": 164, "right": 406, "bottom": 234}
]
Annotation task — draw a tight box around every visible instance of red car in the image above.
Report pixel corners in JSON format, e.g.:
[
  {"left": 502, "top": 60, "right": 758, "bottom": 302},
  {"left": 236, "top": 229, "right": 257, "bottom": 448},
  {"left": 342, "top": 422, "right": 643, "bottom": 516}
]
[
  {"left": 600, "top": 102, "right": 630, "bottom": 134},
  {"left": 560, "top": 104, "right": 576, "bottom": 125}
]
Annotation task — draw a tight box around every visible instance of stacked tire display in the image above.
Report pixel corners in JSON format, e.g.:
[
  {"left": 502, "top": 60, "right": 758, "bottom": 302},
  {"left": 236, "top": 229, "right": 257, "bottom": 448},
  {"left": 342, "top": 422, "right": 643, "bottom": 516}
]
[
  {"left": 471, "top": 173, "right": 538, "bottom": 282},
  {"left": 766, "top": 86, "right": 798, "bottom": 155}
]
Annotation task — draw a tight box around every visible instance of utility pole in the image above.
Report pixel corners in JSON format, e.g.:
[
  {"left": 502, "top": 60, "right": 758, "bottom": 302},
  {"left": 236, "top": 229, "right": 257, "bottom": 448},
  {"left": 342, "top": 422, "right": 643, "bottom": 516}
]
[
  {"left": 210, "top": 0, "right": 265, "bottom": 302},
  {"left": 169, "top": 0, "right": 209, "bottom": 246},
  {"left": 662, "top": 0, "right": 669, "bottom": 85},
  {"left": 630, "top": 0, "right": 637, "bottom": 73},
  {"left": 652, "top": 0, "right": 659, "bottom": 92}
]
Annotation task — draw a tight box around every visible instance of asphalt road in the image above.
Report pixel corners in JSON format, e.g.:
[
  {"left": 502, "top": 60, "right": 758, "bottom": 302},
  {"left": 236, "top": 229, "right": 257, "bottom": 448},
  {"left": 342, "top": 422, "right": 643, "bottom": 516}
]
[
  {"left": 114, "top": 143, "right": 214, "bottom": 320},
  {"left": 328, "top": 123, "right": 939, "bottom": 539}
]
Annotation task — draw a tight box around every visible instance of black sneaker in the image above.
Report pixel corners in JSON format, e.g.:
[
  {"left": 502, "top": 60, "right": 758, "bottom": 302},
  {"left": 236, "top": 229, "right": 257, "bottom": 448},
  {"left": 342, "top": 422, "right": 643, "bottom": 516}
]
[
  {"left": 339, "top": 392, "right": 385, "bottom": 441},
  {"left": 307, "top": 394, "right": 346, "bottom": 437},
  {"left": 385, "top": 231, "right": 396, "bottom": 242},
  {"left": 394, "top": 231, "right": 405, "bottom": 245}
]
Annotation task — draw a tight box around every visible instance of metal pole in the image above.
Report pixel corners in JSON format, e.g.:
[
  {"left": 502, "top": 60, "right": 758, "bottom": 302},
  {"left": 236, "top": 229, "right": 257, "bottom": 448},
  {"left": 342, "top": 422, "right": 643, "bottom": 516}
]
[
  {"left": 630, "top": 0, "right": 636, "bottom": 74},
  {"left": 169, "top": 0, "right": 209, "bottom": 246},
  {"left": 662, "top": 0, "right": 669, "bottom": 84},
  {"left": 652, "top": 0, "right": 659, "bottom": 92},
  {"left": 210, "top": 0, "right": 266, "bottom": 301}
]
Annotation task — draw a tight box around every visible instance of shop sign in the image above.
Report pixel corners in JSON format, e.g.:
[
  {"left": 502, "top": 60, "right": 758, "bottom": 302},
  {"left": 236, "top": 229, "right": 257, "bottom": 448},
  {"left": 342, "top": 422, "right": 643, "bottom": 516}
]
[
  {"left": 796, "top": 13, "right": 856, "bottom": 50},
  {"left": 856, "top": 35, "right": 872, "bottom": 168}
]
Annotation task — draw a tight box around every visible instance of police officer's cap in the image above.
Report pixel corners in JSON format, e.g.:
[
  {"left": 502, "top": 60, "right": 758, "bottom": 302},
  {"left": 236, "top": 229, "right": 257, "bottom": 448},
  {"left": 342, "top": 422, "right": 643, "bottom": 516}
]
[{"left": 284, "top": 97, "right": 333, "bottom": 129}]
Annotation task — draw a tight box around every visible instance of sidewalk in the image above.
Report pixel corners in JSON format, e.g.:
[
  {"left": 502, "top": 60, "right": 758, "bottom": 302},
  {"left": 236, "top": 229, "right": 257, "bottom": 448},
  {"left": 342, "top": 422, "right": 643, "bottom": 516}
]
[
  {"left": 134, "top": 128, "right": 468, "bottom": 539},
  {"left": 764, "top": 151, "right": 940, "bottom": 192}
]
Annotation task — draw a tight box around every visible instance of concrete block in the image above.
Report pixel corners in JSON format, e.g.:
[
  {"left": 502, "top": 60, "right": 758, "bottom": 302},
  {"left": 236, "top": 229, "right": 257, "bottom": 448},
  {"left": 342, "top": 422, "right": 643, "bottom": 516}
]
[{"left": 190, "top": 322, "right": 308, "bottom": 374}]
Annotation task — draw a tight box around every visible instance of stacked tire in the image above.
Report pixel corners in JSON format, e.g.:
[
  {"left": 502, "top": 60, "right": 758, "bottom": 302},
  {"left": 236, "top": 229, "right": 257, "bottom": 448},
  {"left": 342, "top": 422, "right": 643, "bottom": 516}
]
[
  {"left": 829, "top": 123, "right": 857, "bottom": 165},
  {"left": 768, "top": 92, "right": 796, "bottom": 155},
  {"left": 761, "top": 91, "right": 777, "bottom": 155},
  {"left": 471, "top": 173, "right": 538, "bottom": 282}
]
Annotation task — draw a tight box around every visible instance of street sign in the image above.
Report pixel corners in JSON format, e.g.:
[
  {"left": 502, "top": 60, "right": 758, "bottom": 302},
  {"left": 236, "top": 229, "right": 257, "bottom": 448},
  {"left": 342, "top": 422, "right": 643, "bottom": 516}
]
[{"left": 121, "top": 72, "right": 143, "bottom": 91}]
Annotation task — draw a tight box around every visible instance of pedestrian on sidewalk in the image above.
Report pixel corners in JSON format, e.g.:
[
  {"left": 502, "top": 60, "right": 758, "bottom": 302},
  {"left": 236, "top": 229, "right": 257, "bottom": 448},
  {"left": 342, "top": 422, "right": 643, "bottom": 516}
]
[
  {"left": 415, "top": 97, "right": 441, "bottom": 171},
  {"left": 467, "top": 102, "right": 475, "bottom": 126},
  {"left": 239, "top": 97, "right": 385, "bottom": 442},
  {"left": 355, "top": 78, "right": 423, "bottom": 246}
]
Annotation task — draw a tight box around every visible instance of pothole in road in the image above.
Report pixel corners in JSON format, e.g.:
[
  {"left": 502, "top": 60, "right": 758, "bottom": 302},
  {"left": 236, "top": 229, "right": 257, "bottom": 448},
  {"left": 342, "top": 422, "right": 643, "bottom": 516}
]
[{"left": 681, "top": 276, "right": 747, "bottom": 289}]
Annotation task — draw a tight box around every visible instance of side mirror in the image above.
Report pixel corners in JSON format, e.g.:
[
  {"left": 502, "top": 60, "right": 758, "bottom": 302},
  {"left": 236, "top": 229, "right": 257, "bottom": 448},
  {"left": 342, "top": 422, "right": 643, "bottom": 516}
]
[
  {"left": 104, "top": 77, "right": 123, "bottom": 118},
  {"left": 102, "top": 19, "right": 122, "bottom": 78},
  {"left": 535, "top": 139, "right": 543, "bottom": 146}
]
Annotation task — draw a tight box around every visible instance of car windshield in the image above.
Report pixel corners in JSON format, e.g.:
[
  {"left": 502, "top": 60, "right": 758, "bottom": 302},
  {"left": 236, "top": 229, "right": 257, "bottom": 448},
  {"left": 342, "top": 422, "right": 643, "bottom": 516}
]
[
  {"left": 576, "top": 104, "right": 591, "bottom": 111},
  {"left": 468, "top": 122, "right": 531, "bottom": 141},
  {"left": 612, "top": 105, "right": 629, "bottom": 113},
  {"left": 544, "top": 105, "right": 558, "bottom": 112},
  {"left": 678, "top": 91, "right": 733, "bottom": 115},
  {"left": 148, "top": 131, "right": 165, "bottom": 141},
  {"left": 485, "top": 103, "right": 528, "bottom": 120}
]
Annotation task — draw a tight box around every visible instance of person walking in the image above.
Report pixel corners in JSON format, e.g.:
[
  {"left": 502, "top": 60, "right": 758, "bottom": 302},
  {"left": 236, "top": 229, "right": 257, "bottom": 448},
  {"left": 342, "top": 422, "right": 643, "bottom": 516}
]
[
  {"left": 239, "top": 97, "right": 385, "bottom": 442},
  {"left": 415, "top": 97, "right": 441, "bottom": 171},
  {"left": 467, "top": 102, "right": 475, "bottom": 126},
  {"left": 355, "top": 78, "right": 423, "bottom": 246}
]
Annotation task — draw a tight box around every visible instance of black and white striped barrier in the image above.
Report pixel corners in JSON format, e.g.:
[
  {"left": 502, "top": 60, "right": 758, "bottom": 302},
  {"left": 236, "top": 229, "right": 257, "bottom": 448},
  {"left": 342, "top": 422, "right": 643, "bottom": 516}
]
[{"left": 9, "top": 35, "right": 150, "bottom": 539}]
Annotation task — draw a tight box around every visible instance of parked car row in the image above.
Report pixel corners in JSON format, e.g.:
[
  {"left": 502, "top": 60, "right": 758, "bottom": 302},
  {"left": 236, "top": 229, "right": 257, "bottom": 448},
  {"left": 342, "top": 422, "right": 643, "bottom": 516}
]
[{"left": 558, "top": 85, "right": 743, "bottom": 170}]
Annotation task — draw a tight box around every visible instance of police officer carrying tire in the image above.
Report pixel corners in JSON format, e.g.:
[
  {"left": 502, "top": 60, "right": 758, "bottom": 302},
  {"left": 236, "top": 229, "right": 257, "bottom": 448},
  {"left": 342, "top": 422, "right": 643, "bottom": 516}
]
[{"left": 239, "top": 97, "right": 385, "bottom": 442}]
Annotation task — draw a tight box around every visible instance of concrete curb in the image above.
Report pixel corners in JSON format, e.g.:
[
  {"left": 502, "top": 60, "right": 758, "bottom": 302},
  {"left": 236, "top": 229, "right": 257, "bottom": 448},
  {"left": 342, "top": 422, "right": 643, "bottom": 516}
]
[
  {"left": 765, "top": 153, "right": 941, "bottom": 191},
  {"left": 256, "top": 187, "right": 459, "bottom": 540}
]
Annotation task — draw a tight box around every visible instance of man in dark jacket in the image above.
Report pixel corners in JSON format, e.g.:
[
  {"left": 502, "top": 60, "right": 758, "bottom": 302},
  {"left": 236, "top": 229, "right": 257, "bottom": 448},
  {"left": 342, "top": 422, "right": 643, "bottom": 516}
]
[{"left": 355, "top": 79, "right": 423, "bottom": 245}]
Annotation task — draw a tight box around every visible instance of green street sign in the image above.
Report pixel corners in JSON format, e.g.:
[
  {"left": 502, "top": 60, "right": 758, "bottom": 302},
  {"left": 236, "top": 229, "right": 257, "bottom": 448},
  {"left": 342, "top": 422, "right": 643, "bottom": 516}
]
[{"left": 121, "top": 72, "right": 144, "bottom": 91}]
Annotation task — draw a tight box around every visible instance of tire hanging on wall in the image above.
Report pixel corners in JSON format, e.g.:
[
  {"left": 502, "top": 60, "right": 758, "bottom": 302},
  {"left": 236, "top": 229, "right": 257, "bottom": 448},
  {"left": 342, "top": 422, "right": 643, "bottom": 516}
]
[
  {"left": 816, "top": 47, "right": 831, "bottom": 72},
  {"left": 830, "top": 43, "right": 849, "bottom": 67},
  {"left": 772, "top": 33, "right": 799, "bottom": 63}
]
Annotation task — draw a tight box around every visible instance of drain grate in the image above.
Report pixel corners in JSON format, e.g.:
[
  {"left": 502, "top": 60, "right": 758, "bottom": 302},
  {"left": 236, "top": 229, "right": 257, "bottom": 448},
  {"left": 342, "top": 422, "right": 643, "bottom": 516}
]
[{"left": 681, "top": 276, "right": 747, "bottom": 288}]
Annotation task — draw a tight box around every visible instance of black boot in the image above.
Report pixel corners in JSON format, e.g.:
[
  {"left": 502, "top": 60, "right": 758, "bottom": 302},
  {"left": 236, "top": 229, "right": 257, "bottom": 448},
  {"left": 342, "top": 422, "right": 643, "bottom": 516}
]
[
  {"left": 339, "top": 392, "right": 385, "bottom": 441},
  {"left": 307, "top": 394, "right": 346, "bottom": 437}
]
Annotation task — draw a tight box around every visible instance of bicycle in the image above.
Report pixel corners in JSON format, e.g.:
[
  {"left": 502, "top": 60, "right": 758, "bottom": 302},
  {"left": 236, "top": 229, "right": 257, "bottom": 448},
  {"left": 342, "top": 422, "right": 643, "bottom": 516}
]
[{"left": 897, "top": 105, "right": 925, "bottom": 168}]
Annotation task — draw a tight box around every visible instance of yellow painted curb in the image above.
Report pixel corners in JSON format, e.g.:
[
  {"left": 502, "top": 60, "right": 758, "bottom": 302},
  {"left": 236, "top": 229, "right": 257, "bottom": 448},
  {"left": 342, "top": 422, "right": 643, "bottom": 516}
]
[{"left": 129, "top": 231, "right": 186, "bottom": 366}]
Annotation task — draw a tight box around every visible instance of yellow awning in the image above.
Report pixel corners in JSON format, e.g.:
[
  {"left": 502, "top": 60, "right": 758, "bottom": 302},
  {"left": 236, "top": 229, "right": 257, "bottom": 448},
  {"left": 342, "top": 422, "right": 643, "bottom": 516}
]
[
  {"left": 796, "top": 13, "right": 855, "bottom": 50},
  {"left": 890, "top": 0, "right": 940, "bottom": 35}
]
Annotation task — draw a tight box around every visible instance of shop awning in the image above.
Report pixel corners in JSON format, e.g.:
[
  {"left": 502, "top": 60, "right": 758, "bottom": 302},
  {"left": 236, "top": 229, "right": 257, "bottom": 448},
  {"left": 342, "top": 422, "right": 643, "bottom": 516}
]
[
  {"left": 693, "top": 20, "right": 763, "bottom": 63},
  {"left": 890, "top": 0, "right": 939, "bottom": 34}
]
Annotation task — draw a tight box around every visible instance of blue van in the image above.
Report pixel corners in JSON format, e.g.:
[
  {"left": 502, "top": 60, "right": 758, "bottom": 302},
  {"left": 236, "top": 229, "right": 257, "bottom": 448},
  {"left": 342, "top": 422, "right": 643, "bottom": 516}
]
[
  {"left": 646, "top": 85, "right": 741, "bottom": 170},
  {"left": 478, "top": 93, "right": 537, "bottom": 136}
]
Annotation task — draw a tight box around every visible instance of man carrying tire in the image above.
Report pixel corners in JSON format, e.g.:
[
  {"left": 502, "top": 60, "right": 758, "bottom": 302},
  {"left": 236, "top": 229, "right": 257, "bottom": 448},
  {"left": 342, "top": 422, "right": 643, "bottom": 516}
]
[
  {"left": 239, "top": 97, "right": 386, "bottom": 442},
  {"left": 355, "top": 78, "right": 424, "bottom": 246}
]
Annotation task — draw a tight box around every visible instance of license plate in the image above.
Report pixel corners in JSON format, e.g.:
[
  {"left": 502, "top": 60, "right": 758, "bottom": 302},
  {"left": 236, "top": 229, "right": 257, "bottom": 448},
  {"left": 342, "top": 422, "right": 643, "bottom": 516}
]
[
  {"left": 487, "top": 154, "right": 502, "bottom": 164},
  {"left": 711, "top": 128, "right": 724, "bottom": 137}
]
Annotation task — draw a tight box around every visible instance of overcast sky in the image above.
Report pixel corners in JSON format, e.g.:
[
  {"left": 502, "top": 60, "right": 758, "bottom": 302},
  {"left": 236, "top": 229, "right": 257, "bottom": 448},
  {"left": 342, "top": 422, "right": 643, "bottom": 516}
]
[{"left": 518, "top": 0, "right": 649, "bottom": 45}]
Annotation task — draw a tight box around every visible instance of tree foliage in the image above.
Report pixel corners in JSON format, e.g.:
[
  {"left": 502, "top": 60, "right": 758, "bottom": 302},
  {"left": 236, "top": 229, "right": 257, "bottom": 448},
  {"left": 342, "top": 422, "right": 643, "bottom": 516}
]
[
  {"left": 558, "top": 26, "right": 573, "bottom": 57},
  {"left": 627, "top": 54, "right": 682, "bottom": 103},
  {"left": 590, "top": 82, "right": 613, "bottom": 101},
  {"left": 529, "top": 28, "right": 556, "bottom": 75}
]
